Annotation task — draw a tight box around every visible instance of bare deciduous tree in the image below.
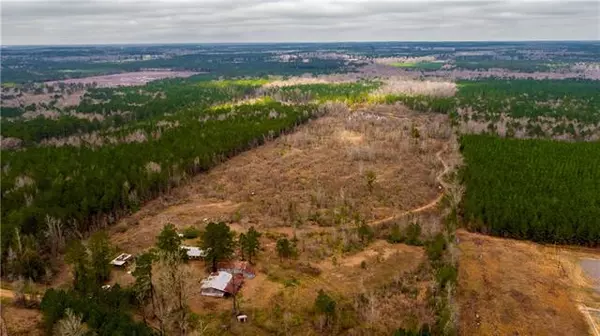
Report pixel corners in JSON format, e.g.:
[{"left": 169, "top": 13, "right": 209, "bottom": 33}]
[
  {"left": 152, "top": 253, "right": 193, "bottom": 336},
  {"left": 54, "top": 309, "right": 88, "bottom": 336},
  {"left": 45, "top": 215, "right": 65, "bottom": 258}
]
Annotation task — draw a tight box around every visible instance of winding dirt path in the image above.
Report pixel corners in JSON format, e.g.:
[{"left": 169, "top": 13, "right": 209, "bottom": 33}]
[{"left": 368, "top": 144, "right": 451, "bottom": 227}]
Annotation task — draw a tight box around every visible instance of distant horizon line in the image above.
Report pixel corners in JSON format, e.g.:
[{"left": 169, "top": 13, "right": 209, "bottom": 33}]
[{"left": 2, "top": 39, "right": 599, "bottom": 48}]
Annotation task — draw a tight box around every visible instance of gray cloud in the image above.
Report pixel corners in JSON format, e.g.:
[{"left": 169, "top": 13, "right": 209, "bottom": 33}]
[{"left": 1, "top": 0, "right": 598, "bottom": 45}]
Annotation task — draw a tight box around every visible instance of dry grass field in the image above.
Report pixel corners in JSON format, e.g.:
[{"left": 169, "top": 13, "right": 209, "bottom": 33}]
[
  {"left": 0, "top": 304, "right": 44, "bottom": 336},
  {"left": 457, "top": 229, "right": 600, "bottom": 336},
  {"left": 110, "top": 102, "right": 451, "bottom": 254}
]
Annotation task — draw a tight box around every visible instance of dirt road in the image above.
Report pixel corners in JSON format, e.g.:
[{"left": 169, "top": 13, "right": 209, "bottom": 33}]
[
  {"left": 0, "top": 289, "right": 15, "bottom": 300},
  {"left": 368, "top": 145, "right": 451, "bottom": 227}
]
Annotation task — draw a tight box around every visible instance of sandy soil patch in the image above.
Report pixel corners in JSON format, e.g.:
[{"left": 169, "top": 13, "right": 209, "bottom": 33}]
[{"left": 457, "top": 229, "right": 599, "bottom": 336}]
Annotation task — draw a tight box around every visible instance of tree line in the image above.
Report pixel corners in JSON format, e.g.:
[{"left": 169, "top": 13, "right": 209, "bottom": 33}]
[{"left": 457, "top": 79, "right": 600, "bottom": 124}]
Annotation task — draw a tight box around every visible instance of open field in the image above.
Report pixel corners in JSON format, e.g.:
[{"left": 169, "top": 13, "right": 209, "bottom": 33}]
[
  {"left": 44, "top": 70, "right": 199, "bottom": 87},
  {"left": 457, "top": 230, "right": 600, "bottom": 336},
  {"left": 110, "top": 102, "right": 451, "bottom": 254}
]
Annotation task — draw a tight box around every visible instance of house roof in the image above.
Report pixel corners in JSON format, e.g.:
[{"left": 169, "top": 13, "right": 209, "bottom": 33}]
[{"left": 201, "top": 271, "right": 232, "bottom": 292}]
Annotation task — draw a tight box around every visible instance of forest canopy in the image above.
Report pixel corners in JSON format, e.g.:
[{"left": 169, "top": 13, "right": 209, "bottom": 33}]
[{"left": 460, "top": 134, "right": 600, "bottom": 246}]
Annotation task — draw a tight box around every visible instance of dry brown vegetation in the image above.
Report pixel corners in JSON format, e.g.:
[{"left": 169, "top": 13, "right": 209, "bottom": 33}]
[
  {"left": 98, "top": 101, "right": 456, "bottom": 334},
  {"left": 457, "top": 229, "right": 600, "bottom": 336},
  {"left": 355, "top": 62, "right": 600, "bottom": 80},
  {"left": 1, "top": 88, "right": 85, "bottom": 110},
  {"left": 44, "top": 71, "right": 199, "bottom": 88},
  {"left": 374, "top": 78, "right": 457, "bottom": 97},
  {"left": 0, "top": 304, "right": 44, "bottom": 336},
  {"left": 456, "top": 108, "right": 600, "bottom": 142},
  {"left": 374, "top": 56, "right": 437, "bottom": 65},
  {"left": 111, "top": 102, "right": 451, "bottom": 253}
]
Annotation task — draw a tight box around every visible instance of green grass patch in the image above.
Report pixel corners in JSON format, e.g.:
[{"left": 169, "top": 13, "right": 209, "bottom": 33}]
[
  {"left": 273, "top": 81, "right": 381, "bottom": 103},
  {"left": 206, "top": 78, "right": 271, "bottom": 88},
  {"left": 390, "top": 62, "right": 418, "bottom": 68},
  {"left": 390, "top": 62, "right": 444, "bottom": 70},
  {"left": 1, "top": 82, "right": 18, "bottom": 88}
]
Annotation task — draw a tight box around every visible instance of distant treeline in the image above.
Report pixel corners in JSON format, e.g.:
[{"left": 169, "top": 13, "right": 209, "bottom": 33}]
[{"left": 1, "top": 51, "right": 356, "bottom": 83}]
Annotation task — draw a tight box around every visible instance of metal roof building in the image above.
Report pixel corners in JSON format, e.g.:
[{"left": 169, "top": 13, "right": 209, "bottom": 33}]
[
  {"left": 200, "top": 271, "right": 243, "bottom": 297},
  {"left": 110, "top": 253, "right": 132, "bottom": 266}
]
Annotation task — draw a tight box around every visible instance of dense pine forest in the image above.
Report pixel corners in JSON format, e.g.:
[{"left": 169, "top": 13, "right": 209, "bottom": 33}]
[
  {"left": 457, "top": 79, "right": 600, "bottom": 123},
  {"left": 460, "top": 134, "right": 600, "bottom": 246}
]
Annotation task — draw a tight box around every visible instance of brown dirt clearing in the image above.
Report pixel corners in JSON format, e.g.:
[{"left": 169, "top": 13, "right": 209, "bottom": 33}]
[
  {"left": 110, "top": 103, "right": 451, "bottom": 255},
  {"left": 0, "top": 304, "right": 44, "bottom": 336},
  {"left": 44, "top": 71, "right": 199, "bottom": 87},
  {"left": 457, "top": 229, "right": 600, "bottom": 336}
]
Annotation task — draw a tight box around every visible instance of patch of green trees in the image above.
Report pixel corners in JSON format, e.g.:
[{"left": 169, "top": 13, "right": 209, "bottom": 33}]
[
  {"left": 460, "top": 134, "right": 600, "bottom": 246},
  {"left": 268, "top": 81, "right": 381, "bottom": 104},
  {"left": 457, "top": 79, "right": 600, "bottom": 124},
  {"left": 454, "top": 59, "right": 553, "bottom": 72},
  {"left": 1, "top": 78, "right": 260, "bottom": 144},
  {"left": 41, "top": 286, "right": 154, "bottom": 336}
]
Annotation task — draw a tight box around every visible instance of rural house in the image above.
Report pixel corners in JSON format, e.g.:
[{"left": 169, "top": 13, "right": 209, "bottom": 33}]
[{"left": 200, "top": 271, "right": 243, "bottom": 297}]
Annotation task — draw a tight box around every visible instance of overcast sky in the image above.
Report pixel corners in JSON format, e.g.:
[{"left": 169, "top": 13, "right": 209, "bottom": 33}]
[{"left": 2, "top": 0, "right": 599, "bottom": 45}]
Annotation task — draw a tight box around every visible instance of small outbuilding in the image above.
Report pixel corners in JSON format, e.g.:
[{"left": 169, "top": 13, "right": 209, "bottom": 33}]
[
  {"left": 200, "top": 271, "right": 243, "bottom": 297},
  {"left": 110, "top": 253, "right": 133, "bottom": 267},
  {"left": 181, "top": 246, "right": 207, "bottom": 259}
]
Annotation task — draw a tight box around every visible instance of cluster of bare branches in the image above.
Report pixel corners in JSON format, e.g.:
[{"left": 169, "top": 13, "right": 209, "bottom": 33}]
[
  {"left": 152, "top": 253, "right": 194, "bottom": 336},
  {"left": 374, "top": 78, "right": 457, "bottom": 97}
]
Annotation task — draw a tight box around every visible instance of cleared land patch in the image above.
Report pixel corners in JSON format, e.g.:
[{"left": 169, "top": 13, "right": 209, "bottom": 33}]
[
  {"left": 457, "top": 230, "right": 599, "bottom": 336},
  {"left": 103, "top": 101, "right": 454, "bottom": 334},
  {"left": 111, "top": 102, "right": 451, "bottom": 253},
  {"left": 0, "top": 304, "right": 44, "bottom": 336},
  {"left": 44, "top": 70, "right": 199, "bottom": 87}
]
